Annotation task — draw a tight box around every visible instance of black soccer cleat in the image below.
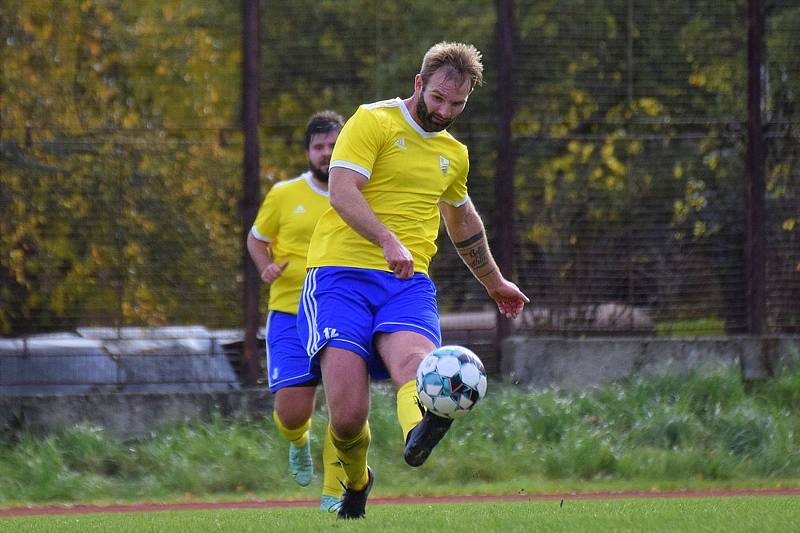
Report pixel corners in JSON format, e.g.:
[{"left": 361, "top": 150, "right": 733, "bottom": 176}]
[
  {"left": 403, "top": 411, "right": 454, "bottom": 467},
  {"left": 337, "top": 466, "right": 374, "bottom": 520}
]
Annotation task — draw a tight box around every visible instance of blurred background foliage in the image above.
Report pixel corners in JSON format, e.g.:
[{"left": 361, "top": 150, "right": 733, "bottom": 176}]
[{"left": 1, "top": 0, "right": 798, "bottom": 336}]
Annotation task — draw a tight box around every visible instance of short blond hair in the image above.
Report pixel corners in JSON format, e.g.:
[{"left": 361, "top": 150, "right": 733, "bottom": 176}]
[{"left": 420, "top": 42, "right": 484, "bottom": 90}]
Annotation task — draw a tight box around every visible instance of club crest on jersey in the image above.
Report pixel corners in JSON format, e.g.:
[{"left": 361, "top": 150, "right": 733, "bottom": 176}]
[
  {"left": 394, "top": 137, "right": 407, "bottom": 150},
  {"left": 439, "top": 155, "right": 450, "bottom": 175}
]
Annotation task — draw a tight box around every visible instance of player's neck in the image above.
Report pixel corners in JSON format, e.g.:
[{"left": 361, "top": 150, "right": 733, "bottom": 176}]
[
  {"left": 310, "top": 175, "right": 329, "bottom": 191},
  {"left": 403, "top": 96, "right": 424, "bottom": 130}
]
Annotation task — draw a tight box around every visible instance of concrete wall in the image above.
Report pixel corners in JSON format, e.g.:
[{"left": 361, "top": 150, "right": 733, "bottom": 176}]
[
  {"left": 0, "top": 329, "right": 261, "bottom": 440},
  {"left": 4, "top": 335, "right": 799, "bottom": 440},
  {"left": 1, "top": 389, "right": 272, "bottom": 440},
  {"left": 0, "top": 334, "right": 241, "bottom": 395},
  {"left": 501, "top": 335, "right": 800, "bottom": 389}
]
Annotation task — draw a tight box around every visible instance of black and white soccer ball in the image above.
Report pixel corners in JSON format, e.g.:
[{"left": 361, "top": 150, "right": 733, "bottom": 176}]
[{"left": 416, "top": 345, "right": 487, "bottom": 419}]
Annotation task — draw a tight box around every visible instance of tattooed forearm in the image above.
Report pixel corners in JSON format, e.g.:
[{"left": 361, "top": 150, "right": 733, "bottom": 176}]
[
  {"left": 477, "top": 265, "right": 497, "bottom": 278},
  {"left": 453, "top": 232, "right": 484, "bottom": 248},
  {"left": 454, "top": 230, "right": 497, "bottom": 280},
  {"left": 466, "top": 246, "right": 489, "bottom": 270}
]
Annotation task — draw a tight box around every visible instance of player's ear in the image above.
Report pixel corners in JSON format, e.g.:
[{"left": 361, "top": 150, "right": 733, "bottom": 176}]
[{"left": 414, "top": 73, "right": 424, "bottom": 93}]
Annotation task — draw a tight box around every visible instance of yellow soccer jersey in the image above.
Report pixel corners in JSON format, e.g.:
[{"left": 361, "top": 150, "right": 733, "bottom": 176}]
[
  {"left": 251, "top": 172, "right": 329, "bottom": 314},
  {"left": 307, "top": 98, "right": 469, "bottom": 275}
]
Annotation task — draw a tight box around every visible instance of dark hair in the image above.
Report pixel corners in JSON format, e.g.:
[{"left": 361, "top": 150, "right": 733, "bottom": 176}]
[{"left": 304, "top": 110, "right": 344, "bottom": 149}]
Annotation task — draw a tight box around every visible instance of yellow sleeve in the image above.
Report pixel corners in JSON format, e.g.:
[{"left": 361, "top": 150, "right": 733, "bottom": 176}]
[
  {"left": 441, "top": 145, "right": 469, "bottom": 206},
  {"left": 251, "top": 184, "right": 282, "bottom": 241},
  {"left": 330, "top": 105, "right": 386, "bottom": 178}
]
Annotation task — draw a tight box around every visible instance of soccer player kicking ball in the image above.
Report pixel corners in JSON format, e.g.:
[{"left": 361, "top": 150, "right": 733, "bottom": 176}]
[
  {"left": 297, "top": 42, "right": 529, "bottom": 519},
  {"left": 247, "top": 111, "right": 347, "bottom": 511}
]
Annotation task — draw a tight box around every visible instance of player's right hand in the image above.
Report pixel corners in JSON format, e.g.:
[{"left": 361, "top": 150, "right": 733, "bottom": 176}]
[
  {"left": 487, "top": 280, "right": 530, "bottom": 319},
  {"left": 260, "top": 260, "right": 288, "bottom": 283},
  {"left": 382, "top": 237, "right": 414, "bottom": 279}
]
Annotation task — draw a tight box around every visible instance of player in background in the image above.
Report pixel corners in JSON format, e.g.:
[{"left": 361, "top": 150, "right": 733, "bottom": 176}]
[
  {"left": 247, "top": 110, "right": 346, "bottom": 511},
  {"left": 298, "top": 42, "right": 529, "bottom": 519}
]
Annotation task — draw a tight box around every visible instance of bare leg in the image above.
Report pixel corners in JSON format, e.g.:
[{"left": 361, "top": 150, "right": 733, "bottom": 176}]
[
  {"left": 320, "top": 346, "right": 370, "bottom": 437},
  {"left": 375, "top": 330, "right": 435, "bottom": 388},
  {"left": 272, "top": 386, "right": 318, "bottom": 487},
  {"left": 274, "top": 386, "right": 316, "bottom": 429},
  {"left": 376, "top": 331, "right": 453, "bottom": 467},
  {"left": 320, "top": 345, "right": 371, "bottom": 493}
]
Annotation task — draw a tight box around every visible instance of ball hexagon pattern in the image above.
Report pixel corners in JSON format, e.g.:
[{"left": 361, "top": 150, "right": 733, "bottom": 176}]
[{"left": 415, "top": 345, "right": 487, "bottom": 419}]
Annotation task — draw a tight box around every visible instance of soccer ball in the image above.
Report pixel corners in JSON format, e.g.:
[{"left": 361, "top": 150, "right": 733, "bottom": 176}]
[{"left": 416, "top": 345, "right": 487, "bottom": 419}]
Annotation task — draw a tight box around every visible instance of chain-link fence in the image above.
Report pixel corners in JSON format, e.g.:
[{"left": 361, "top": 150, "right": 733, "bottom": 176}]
[{"left": 2, "top": 1, "right": 798, "bottom": 345}]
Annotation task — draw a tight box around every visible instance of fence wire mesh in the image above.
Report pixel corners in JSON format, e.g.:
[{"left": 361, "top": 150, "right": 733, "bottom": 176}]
[{"left": 1, "top": 0, "right": 798, "bottom": 341}]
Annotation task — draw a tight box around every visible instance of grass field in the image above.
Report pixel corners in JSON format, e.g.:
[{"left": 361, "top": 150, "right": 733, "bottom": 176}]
[
  {"left": 655, "top": 317, "right": 726, "bottom": 336},
  {"left": 1, "top": 496, "right": 798, "bottom": 532},
  {"left": 2, "top": 361, "right": 799, "bottom": 530},
  {"left": 2, "top": 364, "right": 800, "bottom": 505}
]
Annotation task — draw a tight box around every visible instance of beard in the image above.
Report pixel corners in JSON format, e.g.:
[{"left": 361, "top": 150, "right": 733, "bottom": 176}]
[
  {"left": 416, "top": 96, "right": 453, "bottom": 132},
  {"left": 309, "top": 161, "right": 329, "bottom": 182}
]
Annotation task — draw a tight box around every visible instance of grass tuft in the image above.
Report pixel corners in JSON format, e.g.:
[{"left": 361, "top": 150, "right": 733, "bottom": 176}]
[{"left": 2, "top": 363, "right": 800, "bottom": 505}]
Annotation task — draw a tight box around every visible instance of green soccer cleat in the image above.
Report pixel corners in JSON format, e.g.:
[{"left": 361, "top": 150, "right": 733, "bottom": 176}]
[
  {"left": 320, "top": 495, "right": 340, "bottom": 512},
  {"left": 289, "top": 441, "right": 313, "bottom": 487}
]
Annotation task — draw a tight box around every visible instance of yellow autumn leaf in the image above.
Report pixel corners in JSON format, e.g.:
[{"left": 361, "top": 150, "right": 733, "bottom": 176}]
[
  {"left": 689, "top": 72, "right": 706, "bottom": 86},
  {"left": 122, "top": 113, "right": 139, "bottom": 128}
]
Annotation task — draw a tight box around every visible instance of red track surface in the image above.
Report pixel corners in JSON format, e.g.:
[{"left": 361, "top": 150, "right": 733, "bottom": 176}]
[{"left": 2, "top": 487, "right": 799, "bottom": 517}]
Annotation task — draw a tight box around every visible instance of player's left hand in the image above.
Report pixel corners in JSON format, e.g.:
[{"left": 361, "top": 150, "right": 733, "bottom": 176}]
[
  {"left": 380, "top": 233, "right": 415, "bottom": 279},
  {"left": 260, "top": 260, "right": 289, "bottom": 284},
  {"left": 487, "top": 281, "right": 530, "bottom": 319}
]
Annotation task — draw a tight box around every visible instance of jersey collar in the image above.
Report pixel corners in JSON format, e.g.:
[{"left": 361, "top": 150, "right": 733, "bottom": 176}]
[
  {"left": 302, "top": 171, "right": 329, "bottom": 197},
  {"left": 396, "top": 97, "right": 442, "bottom": 140}
]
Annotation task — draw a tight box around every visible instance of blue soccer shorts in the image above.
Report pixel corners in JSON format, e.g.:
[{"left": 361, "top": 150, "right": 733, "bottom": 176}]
[
  {"left": 265, "top": 310, "right": 320, "bottom": 393},
  {"left": 297, "top": 266, "right": 442, "bottom": 381}
]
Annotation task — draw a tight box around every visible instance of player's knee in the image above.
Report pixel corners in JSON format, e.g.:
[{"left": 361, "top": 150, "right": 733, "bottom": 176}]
[
  {"left": 276, "top": 410, "right": 311, "bottom": 430},
  {"left": 389, "top": 351, "right": 426, "bottom": 385},
  {"left": 329, "top": 411, "right": 369, "bottom": 440},
  {"left": 330, "top": 422, "right": 359, "bottom": 440}
]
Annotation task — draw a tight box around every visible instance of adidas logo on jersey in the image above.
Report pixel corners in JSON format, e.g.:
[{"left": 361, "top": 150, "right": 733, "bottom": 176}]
[
  {"left": 394, "top": 137, "right": 407, "bottom": 150},
  {"left": 439, "top": 155, "right": 450, "bottom": 175},
  {"left": 294, "top": 204, "right": 305, "bottom": 214}
]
